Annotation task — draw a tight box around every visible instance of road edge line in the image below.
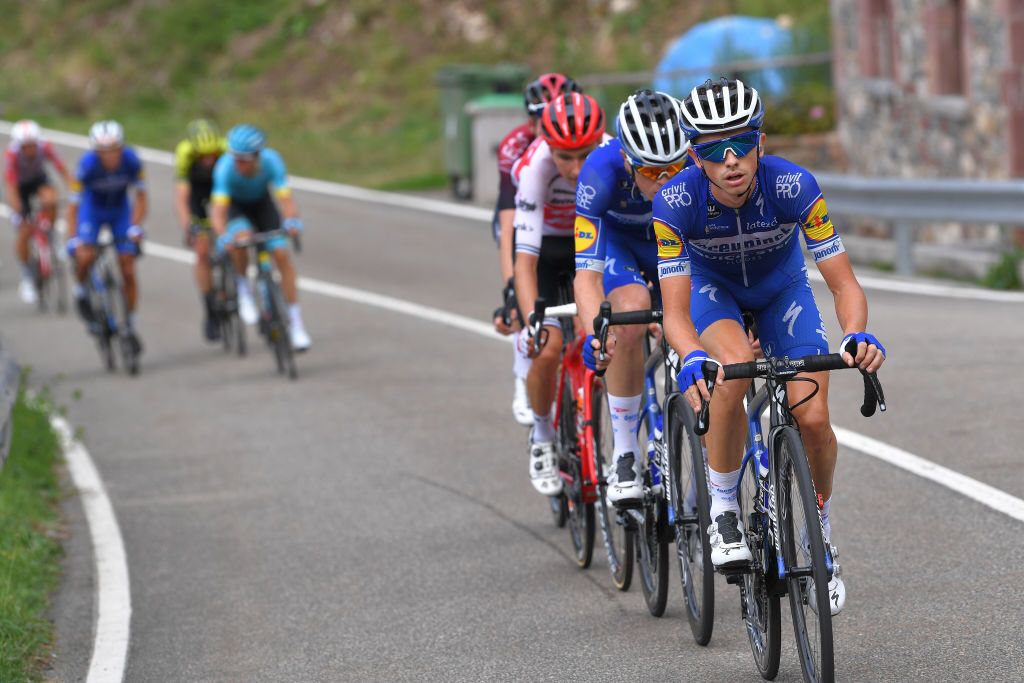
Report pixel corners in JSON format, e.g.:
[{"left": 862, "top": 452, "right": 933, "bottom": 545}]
[{"left": 51, "top": 415, "right": 131, "bottom": 683}]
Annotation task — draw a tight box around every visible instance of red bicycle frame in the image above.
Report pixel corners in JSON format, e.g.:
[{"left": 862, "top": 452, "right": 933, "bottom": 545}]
[
  {"left": 28, "top": 215, "right": 55, "bottom": 280},
  {"left": 552, "top": 334, "right": 600, "bottom": 504}
]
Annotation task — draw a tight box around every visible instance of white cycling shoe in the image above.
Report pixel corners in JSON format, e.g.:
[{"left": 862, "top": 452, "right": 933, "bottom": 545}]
[
  {"left": 512, "top": 376, "right": 533, "bottom": 426},
  {"left": 528, "top": 439, "right": 562, "bottom": 496},
  {"left": 289, "top": 321, "right": 311, "bottom": 352},
  {"left": 606, "top": 453, "right": 643, "bottom": 506},
  {"left": 238, "top": 290, "right": 259, "bottom": 326},
  {"left": 708, "top": 511, "right": 753, "bottom": 569},
  {"left": 809, "top": 545, "right": 846, "bottom": 616},
  {"left": 18, "top": 277, "right": 37, "bottom": 304}
]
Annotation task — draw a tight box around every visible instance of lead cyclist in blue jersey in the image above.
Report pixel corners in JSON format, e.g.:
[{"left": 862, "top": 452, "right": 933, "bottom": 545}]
[
  {"left": 656, "top": 79, "right": 886, "bottom": 616},
  {"left": 573, "top": 90, "right": 691, "bottom": 505},
  {"left": 211, "top": 125, "right": 310, "bottom": 351},
  {"left": 65, "top": 120, "right": 147, "bottom": 353}
]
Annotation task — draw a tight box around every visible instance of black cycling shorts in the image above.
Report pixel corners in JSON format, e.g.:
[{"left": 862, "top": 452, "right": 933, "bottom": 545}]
[
  {"left": 227, "top": 193, "right": 281, "bottom": 233},
  {"left": 17, "top": 173, "right": 49, "bottom": 217},
  {"left": 536, "top": 236, "right": 575, "bottom": 307}
]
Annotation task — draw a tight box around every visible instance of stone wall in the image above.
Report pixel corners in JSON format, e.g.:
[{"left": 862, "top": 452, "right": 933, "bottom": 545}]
[{"left": 831, "top": 0, "right": 1014, "bottom": 180}]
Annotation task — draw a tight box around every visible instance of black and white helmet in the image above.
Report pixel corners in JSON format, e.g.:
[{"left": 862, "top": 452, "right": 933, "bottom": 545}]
[
  {"left": 615, "top": 90, "right": 690, "bottom": 166},
  {"left": 680, "top": 78, "right": 764, "bottom": 140}
]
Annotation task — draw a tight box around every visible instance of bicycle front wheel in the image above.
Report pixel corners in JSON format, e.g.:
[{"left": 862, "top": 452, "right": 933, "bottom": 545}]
[
  {"left": 267, "top": 279, "right": 296, "bottom": 380},
  {"left": 559, "top": 374, "right": 593, "bottom": 568},
  {"left": 776, "top": 426, "right": 834, "bottom": 683},
  {"left": 592, "top": 378, "right": 633, "bottom": 591},
  {"left": 636, "top": 412, "right": 669, "bottom": 617}
]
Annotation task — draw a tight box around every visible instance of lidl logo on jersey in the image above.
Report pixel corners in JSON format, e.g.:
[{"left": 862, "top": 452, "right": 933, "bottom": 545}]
[
  {"left": 661, "top": 182, "right": 693, "bottom": 209},
  {"left": 575, "top": 215, "right": 598, "bottom": 252},
  {"left": 802, "top": 197, "right": 835, "bottom": 241},
  {"left": 654, "top": 220, "right": 683, "bottom": 258},
  {"left": 776, "top": 172, "right": 803, "bottom": 199}
]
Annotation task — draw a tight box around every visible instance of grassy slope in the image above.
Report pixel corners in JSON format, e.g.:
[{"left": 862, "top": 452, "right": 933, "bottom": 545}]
[
  {"left": 0, "top": 388, "right": 63, "bottom": 682},
  {"left": 0, "top": 0, "right": 827, "bottom": 189}
]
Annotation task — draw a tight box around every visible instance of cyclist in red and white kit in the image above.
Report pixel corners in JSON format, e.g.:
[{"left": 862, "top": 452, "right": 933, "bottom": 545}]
[
  {"left": 512, "top": 92, "right": 607, "bottom": 496},
  {"left": 4, "top": 120, "right": 71, "bottom": 304},
  {"left": 493, "top": 73, "right": 582, "bottom": 426}
]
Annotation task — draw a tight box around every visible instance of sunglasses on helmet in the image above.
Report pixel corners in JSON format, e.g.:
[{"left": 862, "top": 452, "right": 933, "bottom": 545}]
[
  {"left": 629, "top": 158, "right": 686, "bottom": 182},
  {"left": 691, "top": 130, "right": 761, "bottom": 163}
]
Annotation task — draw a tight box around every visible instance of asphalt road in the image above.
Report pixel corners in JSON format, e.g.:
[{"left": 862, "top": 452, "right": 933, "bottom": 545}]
[{"left": 2, "top": 138, "right": 1023, "bottom": 682}]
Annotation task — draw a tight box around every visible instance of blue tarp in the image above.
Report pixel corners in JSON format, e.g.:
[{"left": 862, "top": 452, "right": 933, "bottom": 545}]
[{"left": 653, "top": 16, "right": 793, "bottom": 99}]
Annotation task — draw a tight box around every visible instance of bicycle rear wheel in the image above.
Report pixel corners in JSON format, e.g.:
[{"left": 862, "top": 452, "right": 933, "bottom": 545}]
[
  {"left": 559, "top": 374, "right": 593, "bottom": 568},
  {"left": 112, "top": 273, "right": 138, "bottom": 377},
  {"left": 668, "top": 396, "right": 716, "bottom": 645},
  {"left": 592, "top": 378, "right": 633, "bottom": 591},
  {"left": 738, "top": 453, "right": 781, "bottom": 679},
  {"left": 776, "top": 426, "right": 833, "bottom": 683},
  {"left": 635, "top": 412, "right": 670, "bottom": 617}
]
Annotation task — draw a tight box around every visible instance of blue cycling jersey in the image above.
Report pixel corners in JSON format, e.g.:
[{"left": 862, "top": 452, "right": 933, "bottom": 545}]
[
  {"left": 71, "top": 148, "right": 144, "bottom": 210},
  {"left": 211, "top": 148, "right": 290, "bottom": 204},
  {"left": 573, "top": 138, "right": 656, "bottom": 273},
  {"left": 654, "top": 156, "right": 844, "bottom": 289}
]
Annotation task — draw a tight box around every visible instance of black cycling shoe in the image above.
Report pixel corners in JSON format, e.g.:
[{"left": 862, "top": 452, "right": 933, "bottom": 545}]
[
  {"left": 127, "top": 332, "right": 144, "bottom": 356},
  {"left": 203, "top": 315, "right": 221, "bottom": 342},
  {"left": 76, "top": 296, "right": 95, "bottom": 324}
]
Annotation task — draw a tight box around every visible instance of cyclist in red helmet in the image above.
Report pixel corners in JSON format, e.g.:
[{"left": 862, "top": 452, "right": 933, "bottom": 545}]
[
  {"left": 511, "top": 92, "right": 607, "bottom": 496},
  {"left": 493, "top": 72, "right": 582, "bottom": 427}
]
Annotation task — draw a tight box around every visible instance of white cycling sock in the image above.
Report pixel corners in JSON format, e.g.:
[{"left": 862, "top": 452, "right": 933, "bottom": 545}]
[
  {"left": 608, "top": 394, "right": 642, "bottom": 461},
  {"left": 531, "top": 411, "right": 555, "bottom": 443},
  {"left": 236, "top": 276, "right": 251, "bottom": 298},
  {"left": 21, "top": 263, "right": 33, "bottom": 280},
  {"left": 708, "top": 465, "right": 742, "bottom": 520},
  {"left": 512, "top": 338, "right": 532, "bottom": 380},
  {"left": 821, "top": 496, "right": 832, "bottom": 542},
  {"left": 73, "top": 283, "right": 86, "bottom": 300},
  {"left": 288, "top": 303, "right": 302, "bottom": 326}
]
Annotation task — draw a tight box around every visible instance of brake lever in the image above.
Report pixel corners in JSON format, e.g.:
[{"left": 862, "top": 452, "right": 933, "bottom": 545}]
[
  {"left": 694, "top": 360, "right": 718, "bottom": 436},
  {"left": 593, "top": 300, "right": 612, "bottom": 378}
]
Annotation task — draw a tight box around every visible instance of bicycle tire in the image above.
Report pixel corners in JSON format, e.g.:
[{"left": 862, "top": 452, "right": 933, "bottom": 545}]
[
  {"left": 668, "top": 396, "right": 716, "bottom": 645},
  {"left": 591, "top": 378, "right": 633, "bottom": 591},
  {"left": 559, "top": 374, "right": 594, "bottom": 568},
  {"left": 776, "top": 426, "right": 834, "bottom": 683},
  {"left": 549, "top": 493, "right": 568, "bottom": 528},
  {"left": 267, "top": 278, "right": 296, "bottom": 380},
  {"left": 635, "top": 412, "right": 670, "bottom": 617},
  {"left": 738, "top": 448, "right": 781, "bottom": 679}
]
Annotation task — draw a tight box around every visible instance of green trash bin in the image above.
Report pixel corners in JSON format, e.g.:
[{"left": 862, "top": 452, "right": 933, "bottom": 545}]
[{"left": 436, "top": 63, "right": 530, "bottom": 199}]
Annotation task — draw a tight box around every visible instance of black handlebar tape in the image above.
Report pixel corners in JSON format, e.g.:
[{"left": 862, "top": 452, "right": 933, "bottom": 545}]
[
  {"left": 799, "top": 353, "right": 850, "bottom": 373},
  {"left": 607, "top": 309, "right": 663, "bottom": 326}
]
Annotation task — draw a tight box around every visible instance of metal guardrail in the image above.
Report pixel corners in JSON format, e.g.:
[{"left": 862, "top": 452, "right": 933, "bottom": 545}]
[
  {"left": 0, "top": 344, "right": 19, "bottom": 469},
  {"left": 814, "top": 173, "right": 1024, "bottom": 276}
]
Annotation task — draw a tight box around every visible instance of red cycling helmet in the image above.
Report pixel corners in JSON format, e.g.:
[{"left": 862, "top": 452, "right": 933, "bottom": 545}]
[
  {"left": 524, "top": 72, "right": 582, "bottom": 116},
  {"left": 540, "top": 93, "right": 605, "bottom": 150}
]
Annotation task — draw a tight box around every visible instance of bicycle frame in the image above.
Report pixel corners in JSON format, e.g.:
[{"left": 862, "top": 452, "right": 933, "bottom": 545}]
[{"left": 552, "top": 333, "right": 599, "bottom": 503}]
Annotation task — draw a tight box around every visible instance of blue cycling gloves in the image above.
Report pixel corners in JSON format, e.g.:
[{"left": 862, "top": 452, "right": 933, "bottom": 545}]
[
  {"left": 582, "top": 334, "right": 598, "bottom": 371},
  {"left": 676, "top": 350, "right": 719, "bottom": 389},
  {"left": 840, "top": 332, "right": 885, "bottom": 358}
]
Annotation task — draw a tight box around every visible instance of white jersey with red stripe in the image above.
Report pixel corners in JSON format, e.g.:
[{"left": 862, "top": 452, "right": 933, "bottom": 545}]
[{"left": 512, "top": 135, "right": 611, "bottom": 257}]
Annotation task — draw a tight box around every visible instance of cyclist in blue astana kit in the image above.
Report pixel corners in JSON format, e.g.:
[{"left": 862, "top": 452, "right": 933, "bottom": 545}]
[
  {"left": 655, "top": 79, "right": 886, "bottom": 615},
  {"left": 65, "top": 120, "right": 147, "bottom": 352},
  {"left": 573, "top": 90, "right": 691, "bottom": 505},
  {"left": 211, "top": 124, "right": 310, "bottom": 352}
]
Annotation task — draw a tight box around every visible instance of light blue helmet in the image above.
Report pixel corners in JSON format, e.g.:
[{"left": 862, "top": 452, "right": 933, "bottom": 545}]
[{"left": 227, "top": 124, "right": 266, "bottom": 155}]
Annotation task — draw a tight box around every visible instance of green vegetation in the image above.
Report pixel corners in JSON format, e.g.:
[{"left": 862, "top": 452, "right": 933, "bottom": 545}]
[
  {"left": 0, "top": 0, "right": 830, "bottom": 189},
  {"left": 983, "top": 250, "right": 1023, "bottom": 290},
  {"left": 0, "top": 386, "right": 63, "bottom": 682}
]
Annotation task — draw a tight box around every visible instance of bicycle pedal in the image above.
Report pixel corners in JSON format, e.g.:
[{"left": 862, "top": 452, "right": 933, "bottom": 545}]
[{"left": 717, "top": 562, "right": 752, "bottom": 579}]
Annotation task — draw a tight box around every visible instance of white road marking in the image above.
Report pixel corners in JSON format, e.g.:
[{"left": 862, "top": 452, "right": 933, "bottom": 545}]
[
  {"left": 145, "top": 239, "right": 1024, "bottom": 525},
  {"left": 50, "top": 415, "right": 131, "bottom": 683},
  {"left": 4, "top": 119, "right": 1021, "bottom": 302}
]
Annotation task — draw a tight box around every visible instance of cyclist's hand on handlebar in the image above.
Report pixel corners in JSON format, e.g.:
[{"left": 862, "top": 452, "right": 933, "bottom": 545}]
[
  {"left": 127, "top": 225, "right": 144, "bottom": 243},
  {"left": 283, "top": 217, "right": 303, "bottom": 235},
  {"left": 583, "top": 333, "right": 613, "bottom": 372},
  {"left": 840, "top": 332, "right": 886, "bottom": 373},
  {"left": 215, "top": 232, "right": 233, "bottom": 253},
  {"left": 676, "top": 350, "right": 722, "bottom": 410},
  {"left": 493, "top": 308, "right": 515, "bottom": 336}
]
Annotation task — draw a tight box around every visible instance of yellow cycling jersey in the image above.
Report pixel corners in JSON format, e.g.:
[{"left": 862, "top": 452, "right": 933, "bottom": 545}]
[{"left": 174, "top": 137, "right": 228, "bottom": 183}]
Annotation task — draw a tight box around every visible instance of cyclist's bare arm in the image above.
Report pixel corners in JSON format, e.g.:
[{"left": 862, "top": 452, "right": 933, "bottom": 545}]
[
  {"left": 5, "top": 180, "right": 21, "bottom": 215},
  {"left": 210, "top": 199, "right": 228, "bottom": 236},
  {"left": 277, "top": 191, "right": 299, "bottom": 222},
  {"left": 573, "top": 268, "right": 604, "bottom": 338},
  {"left": 131, "top": 188, "right": 148, "bottom": 228},
  {"left": 174, "top": 182, "right": 192, "bottom": 231},
  {"left": 513, "top": 253, "right": 540, "bottom": 325},
  {"left": 498, "top": 208, "right": 515, "bottom": 283},
  {"left": 816, "top": 253, "right": 883, "bottom": 372}
]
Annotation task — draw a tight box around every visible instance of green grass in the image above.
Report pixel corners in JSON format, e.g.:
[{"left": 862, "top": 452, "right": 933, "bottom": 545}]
[{"left": 0, "top": 386, "right": 63, "bottom": 682}]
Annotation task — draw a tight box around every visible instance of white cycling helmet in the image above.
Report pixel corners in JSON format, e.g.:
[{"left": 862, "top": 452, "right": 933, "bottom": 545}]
[
  {"left": 11, "top": 119, "right": 41, "bottom": 146},
  {"left": 616, "top": 90, "right": 690, "bottom": 166},
  {"left": 680, "top": 78, "right": 764, "bottom": 140},
  {"left": 89, "top": 120, "right": 124, "bottom": 150}
]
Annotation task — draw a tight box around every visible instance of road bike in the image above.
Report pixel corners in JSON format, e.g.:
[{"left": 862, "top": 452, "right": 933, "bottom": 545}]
[
  {"left": 694, "top": 342, "right": 886, "bottom": 682},
  {"left": 234, "top": 229, "right": 299, "bottom": 380},
  {"left": 529, "top": 297, "right": 597, "bottom": 568},
  {"left": 209, "top": 243, "right": 245, "bottom": 357},
  {"left": 594, "top": 304, "right": 715, "bottom": 641},
  {"left": 85, "top": 236, "right": 140, "bottom": 376},
  {"left": 24, "top": 200, "right": 67, "bottom": 314}
]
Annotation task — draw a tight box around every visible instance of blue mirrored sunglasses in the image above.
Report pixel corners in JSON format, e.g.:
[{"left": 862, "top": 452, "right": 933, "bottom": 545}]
[{"left": 691, "top": 130, "right": 760, "bottom": 163}]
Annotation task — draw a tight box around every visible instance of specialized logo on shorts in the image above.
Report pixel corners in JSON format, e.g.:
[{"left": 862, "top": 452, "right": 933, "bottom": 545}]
[
  {"left": 574, "top": 215, "right": 598, "bottom": 252},
  {"left": 776, "top": 172, "right": 803, "bottom": 199},
  {"left": 783, "top": 301, "right": 802, "bottom": 338},
  {"left": 576, "top": 183, "right": 597, "bottom": 210},
  {"left": 661, "top": 182, "right": 693, "bottom": 209},
  {"left": 654, "top": 220, "right": 683, "bottom": 259},
  {"left": 699, "top": 284, "right": 718, "bottom": 303},
  {"left": 802, "top": 197, "right": 835, "bottom": 241}
]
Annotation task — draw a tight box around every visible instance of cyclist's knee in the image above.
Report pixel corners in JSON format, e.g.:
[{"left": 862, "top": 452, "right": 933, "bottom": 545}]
[
  {"left": 612, "top": 321, "right": 645, "bottom": 350},
  {"left": 797, "top": 402, "right": 832, "bottom": 444}
]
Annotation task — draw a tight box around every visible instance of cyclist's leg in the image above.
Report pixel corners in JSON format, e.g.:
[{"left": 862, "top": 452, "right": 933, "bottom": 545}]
[
  {"left": 111, "top": 207, "right": 139, "bottom": 318},
  {"left": 36, "top": 182, "right": 59, "bottom": 227},
  {"left": 528, "top": 236, "right": 574, "bottom": 439},
  {"left": 71, "top": 208, "right": 100, "bottom": 321}
]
